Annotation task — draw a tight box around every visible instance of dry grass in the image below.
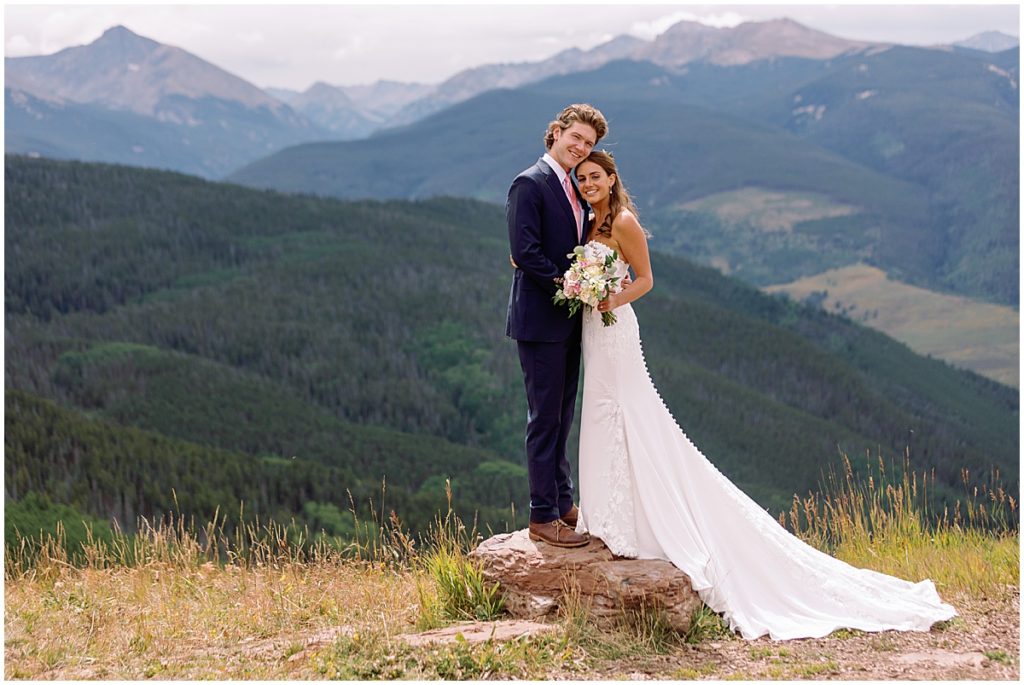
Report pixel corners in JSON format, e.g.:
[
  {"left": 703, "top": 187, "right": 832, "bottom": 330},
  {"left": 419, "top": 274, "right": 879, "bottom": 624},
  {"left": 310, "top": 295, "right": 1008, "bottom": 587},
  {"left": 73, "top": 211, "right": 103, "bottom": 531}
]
[
  {"left": 780, "top": 451, "right": 1018, "bottom": 598},
  {"left": 680, "top": 187, "right": 857, "bottom": 233},
  {"left": 4, "top": 560, "right": 419, "bottom": 679},
  {"left": 765, "top": 263, "right": 1019, "bottom": 387},
  {"left": 4, "top": 462, "right": 1018, "bottom": 679}
]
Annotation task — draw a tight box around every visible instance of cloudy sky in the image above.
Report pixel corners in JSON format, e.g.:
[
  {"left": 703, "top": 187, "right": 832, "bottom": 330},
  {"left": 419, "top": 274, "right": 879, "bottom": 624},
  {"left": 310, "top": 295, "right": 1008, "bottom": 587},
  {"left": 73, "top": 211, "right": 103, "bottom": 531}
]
[{"left": 4, "top": 1, "right": 1020, "bottom": 90}]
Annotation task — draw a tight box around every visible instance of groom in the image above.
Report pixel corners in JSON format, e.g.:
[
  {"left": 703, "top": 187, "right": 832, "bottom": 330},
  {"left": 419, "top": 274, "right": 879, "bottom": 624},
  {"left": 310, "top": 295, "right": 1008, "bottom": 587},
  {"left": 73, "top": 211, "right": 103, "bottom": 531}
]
[{"left": 506, "top": 103, "right": 608, "bottom": 548}]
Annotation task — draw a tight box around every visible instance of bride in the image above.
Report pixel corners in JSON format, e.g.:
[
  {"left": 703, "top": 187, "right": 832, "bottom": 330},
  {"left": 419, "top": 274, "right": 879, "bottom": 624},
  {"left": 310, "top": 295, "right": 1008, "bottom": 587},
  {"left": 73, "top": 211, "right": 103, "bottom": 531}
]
[{"left": 571, "top": 150, "right": 957, "bottom": 641}]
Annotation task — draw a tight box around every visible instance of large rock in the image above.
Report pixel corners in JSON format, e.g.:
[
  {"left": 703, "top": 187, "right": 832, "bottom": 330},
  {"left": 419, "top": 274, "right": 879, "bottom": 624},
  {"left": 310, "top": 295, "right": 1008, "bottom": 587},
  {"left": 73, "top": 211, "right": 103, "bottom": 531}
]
[{"left": 469, "top": 529, "right": 703, "bottom": 633}]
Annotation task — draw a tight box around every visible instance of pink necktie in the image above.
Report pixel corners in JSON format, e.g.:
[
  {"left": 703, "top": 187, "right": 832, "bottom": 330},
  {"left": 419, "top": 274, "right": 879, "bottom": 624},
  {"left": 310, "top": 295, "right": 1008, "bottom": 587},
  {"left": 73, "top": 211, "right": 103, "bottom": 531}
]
[{"left": 562, "top": 173, "right": 582, "bottom": 240}]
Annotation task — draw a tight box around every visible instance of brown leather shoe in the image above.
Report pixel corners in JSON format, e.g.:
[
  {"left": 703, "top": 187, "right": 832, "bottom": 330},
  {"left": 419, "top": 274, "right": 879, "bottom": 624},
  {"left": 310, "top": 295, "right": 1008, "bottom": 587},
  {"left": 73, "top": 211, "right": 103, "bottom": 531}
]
[
  {"left": 528, "top": 519, "right": 589, "bottom": 548},
  {"left": 560, "top": 505, "right": 579, "bottom": 528}
]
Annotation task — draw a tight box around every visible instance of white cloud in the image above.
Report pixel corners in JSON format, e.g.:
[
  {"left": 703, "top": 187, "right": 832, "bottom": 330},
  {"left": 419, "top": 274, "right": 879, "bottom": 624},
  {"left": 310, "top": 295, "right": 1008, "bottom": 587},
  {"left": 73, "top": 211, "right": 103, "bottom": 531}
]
[
  {"left": 332, "top": 35, "right": 365, "bottom": 61},
  {"left": 235, "top": 31, "right": 265, "bottom": 45},
  {"left": 5, "top": 34, "right": 34, "bottom": 56},
  {"left": 628, "top": 10, "right": 747, "bottom": 40},
  {"left": 701, "top": 12, "right": 748, "bottom": 30}
]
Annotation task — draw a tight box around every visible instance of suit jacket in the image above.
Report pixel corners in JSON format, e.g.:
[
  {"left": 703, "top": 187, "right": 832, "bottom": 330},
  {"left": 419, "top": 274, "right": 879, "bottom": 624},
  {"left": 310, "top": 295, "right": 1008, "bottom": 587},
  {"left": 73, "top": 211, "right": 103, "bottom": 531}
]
[{"left": 505, "top": 157, "right": 590, "bottom": 342}]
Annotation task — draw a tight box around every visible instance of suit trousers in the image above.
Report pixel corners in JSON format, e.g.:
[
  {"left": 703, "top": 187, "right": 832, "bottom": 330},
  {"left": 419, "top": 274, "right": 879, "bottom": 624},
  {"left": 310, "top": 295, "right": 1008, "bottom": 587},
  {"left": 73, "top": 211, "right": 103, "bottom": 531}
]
[{"left": 516, "top": 327, "right": 582, "bottom": 523}]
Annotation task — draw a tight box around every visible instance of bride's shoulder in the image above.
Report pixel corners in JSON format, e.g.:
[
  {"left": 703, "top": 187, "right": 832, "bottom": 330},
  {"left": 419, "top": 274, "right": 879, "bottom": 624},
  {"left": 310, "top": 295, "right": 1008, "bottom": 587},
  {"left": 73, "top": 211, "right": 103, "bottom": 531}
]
[
  {"left": 611, "top": 208, "right": 642, "bottom": 233},
  {"left": 610, "top": 208, "right": 651, "bottom": 242},
  {"left": 612, "top": 207, "right": 636, "bottom": 222}
]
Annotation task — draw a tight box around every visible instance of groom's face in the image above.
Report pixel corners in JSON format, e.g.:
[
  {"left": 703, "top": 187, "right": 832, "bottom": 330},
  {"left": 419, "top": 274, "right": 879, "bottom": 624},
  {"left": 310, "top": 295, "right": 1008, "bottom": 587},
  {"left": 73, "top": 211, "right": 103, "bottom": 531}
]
[{"left": 550, "top": 122, "right": 598, "bottom": 172}]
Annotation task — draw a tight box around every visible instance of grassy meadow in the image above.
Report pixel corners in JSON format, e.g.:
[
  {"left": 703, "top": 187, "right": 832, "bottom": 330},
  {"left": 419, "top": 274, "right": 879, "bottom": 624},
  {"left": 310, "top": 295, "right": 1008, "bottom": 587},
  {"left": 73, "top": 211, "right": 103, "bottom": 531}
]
[
  {"left": 765, "top": 264, "right": 1020, "bottom": 387},
  {"left": 4, "top": 455, "right": 1018, "bottom": 680},
  {"left": 679, "top": 187, "right": 859, "bottom": 234}
]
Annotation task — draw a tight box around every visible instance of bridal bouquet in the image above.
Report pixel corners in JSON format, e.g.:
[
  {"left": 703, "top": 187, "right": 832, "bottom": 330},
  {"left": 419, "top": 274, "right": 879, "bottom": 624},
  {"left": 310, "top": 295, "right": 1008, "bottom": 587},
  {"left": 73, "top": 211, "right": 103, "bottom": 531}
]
[{"left": 552, "top": 242, "right": 621, "bottom": 326}]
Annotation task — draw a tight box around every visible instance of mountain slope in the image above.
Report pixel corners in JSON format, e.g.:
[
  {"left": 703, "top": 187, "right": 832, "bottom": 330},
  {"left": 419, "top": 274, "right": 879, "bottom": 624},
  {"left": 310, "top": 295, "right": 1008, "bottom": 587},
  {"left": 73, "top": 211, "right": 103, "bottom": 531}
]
[
  {"left": 6, "top": 157, "right": 1017, "bottom": 526},
  {"left": 954, "top": 31, "right": 1019, "bottom": 53},
  {"left": 284, "top": 81, "right": 380, "bottom": 139},
  {"left": 265, "top": 80, "right": 436, "bottom": 139},
  {"left": 774, "top": 46, "right": 1019, "bottom": 303},
  {"left": 4, "top": 26, "right": 327, "bottom": 177},
  {"left": 386, "top": 18, "right": 870, "bottom": 127},
  {"left": 229, "top": 65, "right": 924, "bottom": 216},
  {"left": 641, "top": 17, "right": 870, "bottom": 66},
  {"left": 6, "top": 25, "right": 290, "bottom": 117},
  {"left": 386, "top": 33, "right": 650, "bottom": 126},
  {"left": 5, "top": 388, "right": 516, "bottom": 536},
  {"left": 764, "top": 264, "right": 1019, "bottom": 386},
  {"left": 5, "top": 87, "right": 308, "bottom": 178}
]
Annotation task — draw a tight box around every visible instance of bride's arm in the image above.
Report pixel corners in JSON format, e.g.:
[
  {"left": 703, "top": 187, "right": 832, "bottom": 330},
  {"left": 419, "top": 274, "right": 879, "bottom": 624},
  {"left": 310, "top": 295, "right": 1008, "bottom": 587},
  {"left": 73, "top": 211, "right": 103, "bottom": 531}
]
[{"left": 598, "top": 210, "right": 653, "bottom": 313}]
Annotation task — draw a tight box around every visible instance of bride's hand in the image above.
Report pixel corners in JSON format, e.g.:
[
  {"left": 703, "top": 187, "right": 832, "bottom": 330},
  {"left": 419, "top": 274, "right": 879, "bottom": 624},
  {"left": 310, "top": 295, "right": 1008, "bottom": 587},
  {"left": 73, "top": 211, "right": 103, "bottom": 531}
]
[{"left": 598, "top": 293, "right": 622, "bottom": 313}]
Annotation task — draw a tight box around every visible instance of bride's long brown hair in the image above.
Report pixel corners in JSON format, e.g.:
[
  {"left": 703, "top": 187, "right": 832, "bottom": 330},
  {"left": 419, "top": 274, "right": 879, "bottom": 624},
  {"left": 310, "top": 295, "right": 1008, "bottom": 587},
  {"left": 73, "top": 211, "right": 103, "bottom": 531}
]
[{"left": 581, "top": 150, "right": 641, "bottom": 238}]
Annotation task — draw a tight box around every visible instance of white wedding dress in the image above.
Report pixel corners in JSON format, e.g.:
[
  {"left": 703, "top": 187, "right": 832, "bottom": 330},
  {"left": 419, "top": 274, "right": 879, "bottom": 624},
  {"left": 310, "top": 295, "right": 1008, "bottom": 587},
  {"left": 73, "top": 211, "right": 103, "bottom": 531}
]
[{"left": 575, "top": 242, "right": 956, "bottom": 640}]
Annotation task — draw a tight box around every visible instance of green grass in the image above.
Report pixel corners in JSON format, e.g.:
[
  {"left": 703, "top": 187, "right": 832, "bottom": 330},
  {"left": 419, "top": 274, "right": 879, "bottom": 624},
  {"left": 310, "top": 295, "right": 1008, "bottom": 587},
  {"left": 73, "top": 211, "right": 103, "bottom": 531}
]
[
  {"left": 312, "top": 629, "right": 571, "bottom": 680},
  {"left": 413, "top": 483, "right": 506, "bottom": 629},
  {"left": 685, "top": 603, "right": 733, "bottom": 644},
  {"left": 984, "top": 649, "right": 1013, "bottom": 665},
  {"left": 797, "top": 658, "right": 841, "bottom": 677}
]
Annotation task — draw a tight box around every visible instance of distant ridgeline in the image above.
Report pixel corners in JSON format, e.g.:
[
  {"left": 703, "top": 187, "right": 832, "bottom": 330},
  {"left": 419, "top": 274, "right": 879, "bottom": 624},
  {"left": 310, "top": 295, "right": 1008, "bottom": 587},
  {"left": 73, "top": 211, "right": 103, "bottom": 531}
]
[{"left": 4, "top": 157, "right": 1018, "bottom": 547}]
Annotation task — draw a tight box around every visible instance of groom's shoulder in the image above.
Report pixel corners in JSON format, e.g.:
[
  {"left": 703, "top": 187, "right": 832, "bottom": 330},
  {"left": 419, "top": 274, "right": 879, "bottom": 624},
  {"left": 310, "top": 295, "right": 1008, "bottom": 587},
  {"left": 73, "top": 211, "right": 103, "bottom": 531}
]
[
  {"left": 514, "top": 159, "right": 549, "bottom": 183},
  {"left": 508, "top": 160, "right": 548, "bottom": 198}
]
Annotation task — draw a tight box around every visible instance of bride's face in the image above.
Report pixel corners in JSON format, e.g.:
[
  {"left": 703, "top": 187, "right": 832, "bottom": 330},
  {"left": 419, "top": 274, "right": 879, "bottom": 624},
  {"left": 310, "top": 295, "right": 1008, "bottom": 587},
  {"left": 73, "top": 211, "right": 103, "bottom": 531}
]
[{"left": 576, "top": 161, "right": 615, "bottom": 206}]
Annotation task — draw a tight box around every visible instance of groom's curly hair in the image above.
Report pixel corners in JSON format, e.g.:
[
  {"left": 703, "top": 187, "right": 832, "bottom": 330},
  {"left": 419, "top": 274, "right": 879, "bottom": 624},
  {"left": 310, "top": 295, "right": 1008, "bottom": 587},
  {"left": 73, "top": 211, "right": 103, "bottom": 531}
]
[{"left": 544, "top": 103, "right": 608, "bottom": 149}]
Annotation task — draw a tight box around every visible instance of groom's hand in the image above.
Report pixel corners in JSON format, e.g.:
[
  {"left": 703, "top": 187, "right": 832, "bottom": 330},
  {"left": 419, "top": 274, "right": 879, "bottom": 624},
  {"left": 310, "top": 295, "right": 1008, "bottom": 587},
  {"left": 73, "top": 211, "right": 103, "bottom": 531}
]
[{"left": 621, "top": 273, "right": 633, "bottom": 289}]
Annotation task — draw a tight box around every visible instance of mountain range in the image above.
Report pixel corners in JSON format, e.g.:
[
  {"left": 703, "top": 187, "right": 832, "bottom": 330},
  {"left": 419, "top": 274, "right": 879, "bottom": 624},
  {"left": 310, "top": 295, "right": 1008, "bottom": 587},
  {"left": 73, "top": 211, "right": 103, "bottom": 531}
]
[
  {"left": 7, "top": 21, "right": 1017, "bottom": 157},
  {"left": 267, "top": 80, "right": 434, "bottom": 139},
  {"left": 5, "top": 25, "right": 326, "bottom": 176},
  {"left": 378, "top": 18, "right": 873, "bottom": 129},
  {"left": 270, "top": 27, "right": 1015, "bottom": 138}
]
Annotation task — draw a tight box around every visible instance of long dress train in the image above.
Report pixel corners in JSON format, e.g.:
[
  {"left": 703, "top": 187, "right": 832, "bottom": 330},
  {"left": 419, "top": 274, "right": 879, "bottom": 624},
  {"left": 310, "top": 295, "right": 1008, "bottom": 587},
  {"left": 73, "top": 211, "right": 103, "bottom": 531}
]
[{"left": 575, "top": 244, "right": 956, "bottom": 640}]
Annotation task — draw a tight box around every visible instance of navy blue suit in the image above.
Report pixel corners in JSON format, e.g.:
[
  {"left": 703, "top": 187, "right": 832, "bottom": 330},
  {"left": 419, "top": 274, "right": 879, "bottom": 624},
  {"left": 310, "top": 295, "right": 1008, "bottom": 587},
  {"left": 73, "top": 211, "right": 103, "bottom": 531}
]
[{"left": 506, "top": 157, "right": 590, "bottom": 524}]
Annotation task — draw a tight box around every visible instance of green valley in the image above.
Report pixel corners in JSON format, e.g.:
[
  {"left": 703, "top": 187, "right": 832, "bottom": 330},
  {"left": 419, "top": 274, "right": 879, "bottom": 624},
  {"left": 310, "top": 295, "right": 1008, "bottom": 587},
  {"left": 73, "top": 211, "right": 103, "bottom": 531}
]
[{"left": 4, "top": 156, "right": 1018, "bottom": 549}]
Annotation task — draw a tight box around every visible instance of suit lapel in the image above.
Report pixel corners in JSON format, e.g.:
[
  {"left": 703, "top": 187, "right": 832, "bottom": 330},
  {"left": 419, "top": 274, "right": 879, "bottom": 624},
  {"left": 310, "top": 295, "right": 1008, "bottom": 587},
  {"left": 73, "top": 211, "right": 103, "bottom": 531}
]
[{"left": 540, "top": 159, "right": 579, "bottom": 236}]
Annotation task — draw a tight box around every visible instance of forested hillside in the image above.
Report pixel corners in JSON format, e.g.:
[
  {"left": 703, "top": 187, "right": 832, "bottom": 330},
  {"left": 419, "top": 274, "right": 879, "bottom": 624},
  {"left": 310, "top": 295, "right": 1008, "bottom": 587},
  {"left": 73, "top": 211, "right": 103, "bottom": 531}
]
[{"left": 4, "top": 156, "right": 1017, "bottom": 543}]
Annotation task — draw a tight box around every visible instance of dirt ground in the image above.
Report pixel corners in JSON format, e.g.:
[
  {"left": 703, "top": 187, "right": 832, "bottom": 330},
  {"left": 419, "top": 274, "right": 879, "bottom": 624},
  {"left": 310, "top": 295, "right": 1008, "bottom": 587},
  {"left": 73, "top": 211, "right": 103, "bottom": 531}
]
[
  {"left": 6, "top": 587, "right": 1017, "bottom": 680},
  {"left": 385, "top": 588, "right": 1020, "bottom": 680},
  {"left": 573, "top": 589, "right": 1020, "bottom": 680},
  {"left": 193, "top": 587, "right": 1023, "bottom": 680}
]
